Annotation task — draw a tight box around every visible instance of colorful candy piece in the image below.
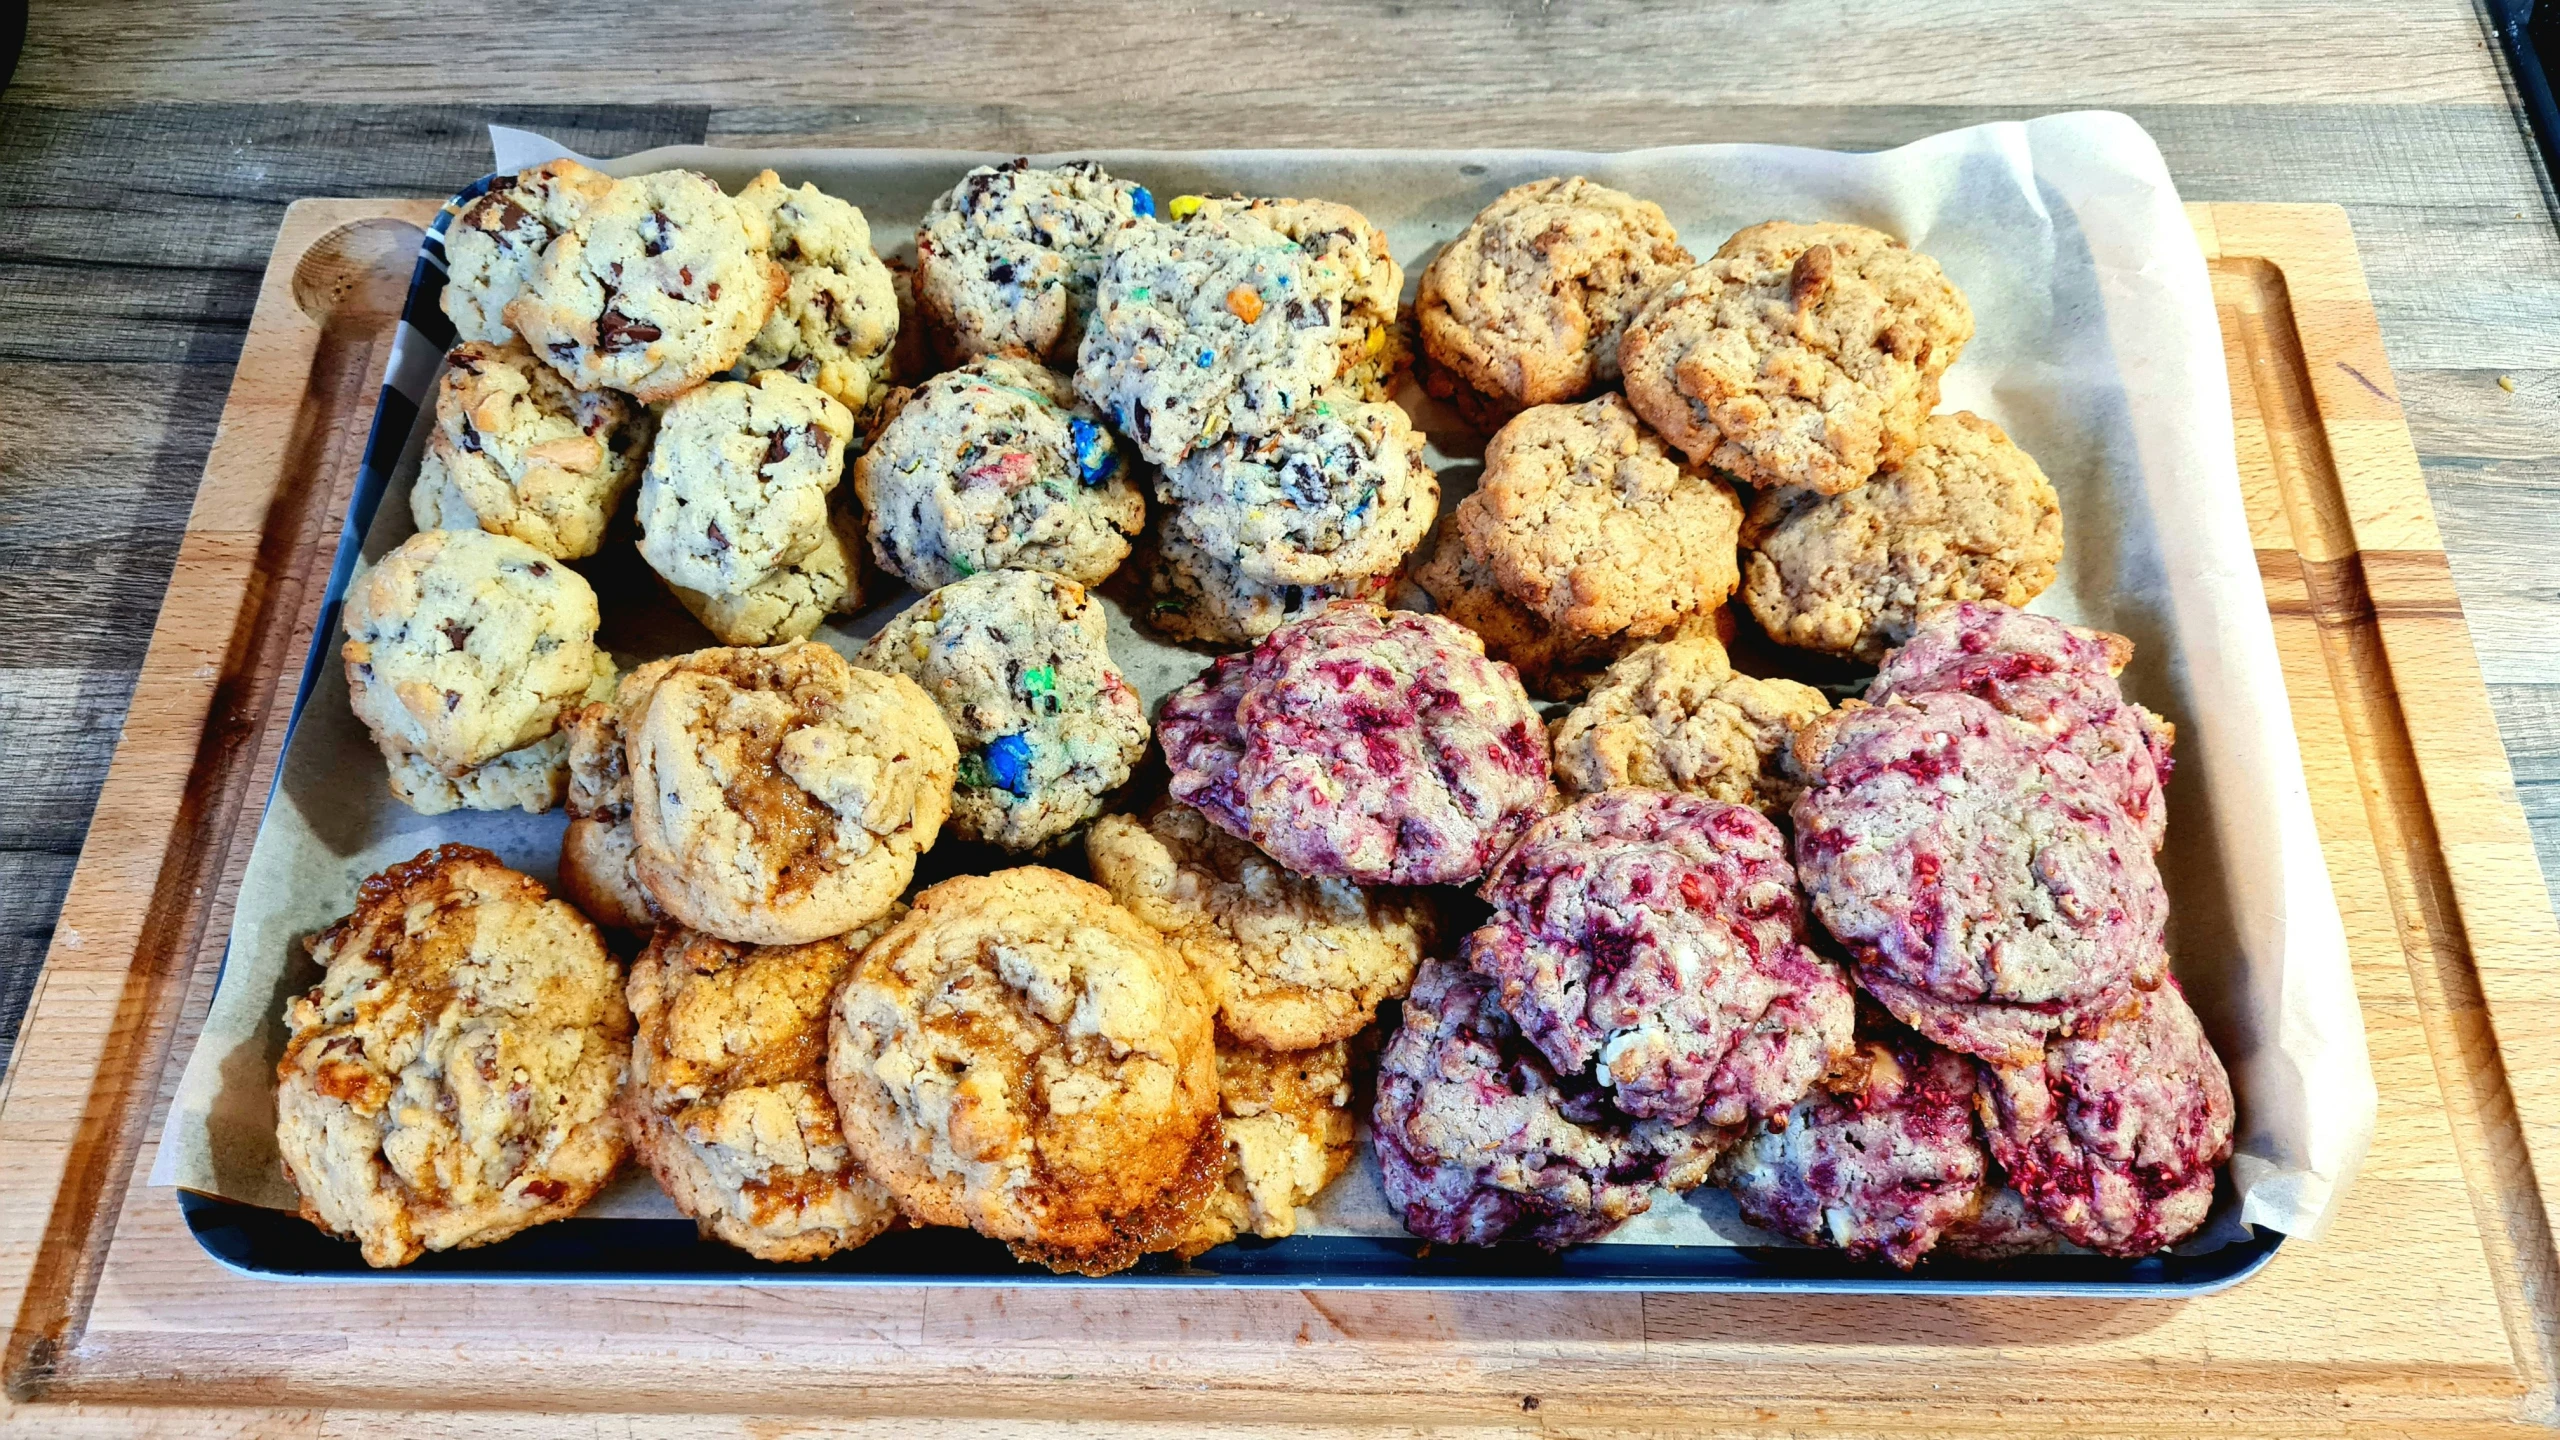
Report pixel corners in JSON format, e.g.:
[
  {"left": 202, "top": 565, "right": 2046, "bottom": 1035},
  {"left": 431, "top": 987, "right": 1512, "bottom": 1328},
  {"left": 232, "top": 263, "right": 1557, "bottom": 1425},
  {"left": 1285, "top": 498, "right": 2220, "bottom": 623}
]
[
  {"left": 1066, "top": 417, "right": 1120, "bottom": 484},
  {"left": 1130, "top": 185, "right": 1157, "bottom": 219},
  {"left": 1167, "top": 194, "right": 1205, "bottom": 222},
  {"left": 983, "top": 732, "right": 1037, "bottom": 797}
]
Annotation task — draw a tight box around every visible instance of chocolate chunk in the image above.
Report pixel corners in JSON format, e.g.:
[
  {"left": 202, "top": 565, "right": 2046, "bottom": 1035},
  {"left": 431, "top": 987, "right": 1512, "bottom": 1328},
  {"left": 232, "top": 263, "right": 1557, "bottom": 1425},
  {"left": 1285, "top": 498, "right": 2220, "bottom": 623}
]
[
  {"left": 597, "top": 307, "right": 661, "bottom": 352},
  {"left": 438, "top": 620, "right": 472, "bottom": 651},
  {"left": 641, "top": 209, "right": 677, "bottom": 256},
  {"left": 457, "top": 419, "right": 483, "bottom": 454},
  {"left": 706, "top": 519, "right": 731, "bottom": 551}
]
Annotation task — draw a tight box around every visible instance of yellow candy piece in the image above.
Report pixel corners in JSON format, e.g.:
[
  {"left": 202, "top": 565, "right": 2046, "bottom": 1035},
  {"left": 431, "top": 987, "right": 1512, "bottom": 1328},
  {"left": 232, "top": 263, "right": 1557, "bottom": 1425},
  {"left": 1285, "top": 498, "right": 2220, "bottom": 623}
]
[
  {"left": 1167, "top": 194, "right": 1205, "bottom": 222},
  {"left": 910, "top": 635, "right": 931, "bottom": 661},
  {"left": 1364, "top": 325, "right": 1388, "bottom": 356}
]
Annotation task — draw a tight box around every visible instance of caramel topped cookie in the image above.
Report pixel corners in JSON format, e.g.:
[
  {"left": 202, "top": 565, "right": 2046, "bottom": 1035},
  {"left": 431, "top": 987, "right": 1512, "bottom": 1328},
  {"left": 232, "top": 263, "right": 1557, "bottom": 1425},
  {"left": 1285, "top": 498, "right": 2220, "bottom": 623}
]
[
  {"left": 1419, "top": 176, "right": 1691, "bottom": 412},
  {"left": 275, "top": 845, "right": 630, "bottom": 1268},
  {"left": 620, "top": 641, "right": 958, "bottom": 946},
  {"left": 1088, "top": 801, "right": 1436, "bottom": 1051},
  {"left": 1620, "top": 220, "right": 1972, "bottom": 493},
  {"left": 1548, "top": 634, "right": 1831, "bottom": 813},
  {"left": 441, "top": 158, "right": 615, "bottom": 347},
  {"left": 1743, "top": 411, "right": 2062, "bottom": 662},
  {"left": 1175, "top": 1035, "right": 1359, "bottom": 1256},
  {"left": 624, "top": 912, "right": 906, "bottom": 1261},
  {"left": 510, "top": 168, "right": 787, "bottom": 403},
  {"left": 916, "top": 159, "right": 1157, "bottom": 364},
  {"left": 410, "top": 338, "right": 653, "bottom": 561},
  {"left": 826, "top": 868, "right": 1221, "bottom": 1275},
  {"left": 735, "top": 171, "right": 901, "bottom": 415}
]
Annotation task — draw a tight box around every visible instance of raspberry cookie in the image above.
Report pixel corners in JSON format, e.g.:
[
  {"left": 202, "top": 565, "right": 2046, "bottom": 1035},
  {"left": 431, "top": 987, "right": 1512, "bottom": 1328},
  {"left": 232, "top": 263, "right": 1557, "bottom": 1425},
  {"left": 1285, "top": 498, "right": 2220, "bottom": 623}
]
[
  {"left": 1743, "top": 412, "right": 2063, "bottom": 662},
  {"left": 858, "top": 570, "right": 1149, "bottom": 852},
  {"left": 1374, "top": 959, "right": 1729, "bottom": 1248},
  {"left": 735, "top": 171, "right": 901, "bottom": 415},
  {"left": 1468, "top": 790, "right": 1854, "bottom": 1127},
  {"left": 1176, "top": 1035, "right": 1359, "bottom": 1255},
  {"left": 1418, "top": 176, "right": 1692, "bottom": 413},
  {"left": 1460, "top": 394, "right": 1744, "bottom": 641},
  {"left": 620, "top": 641, "right": 958, "bottom": 946},
  {"left": 1620, "top": 221, "right": 1973, "bottom": 493},
  {"left": 509, "top": 168, "right": 787, "bottom": 403},
  {"left": 1160, "top": 604, "right": 1553, "bottom": 886},
  {"left": 1158, "top": 395, "right": 1439, "bottom": 595},
  {"left": 1142, "top": 529, "right": 1394, "bottom": 648},
  {"left": 915, "top": 159, "right": 1158, "bottom": 365},
  {"left": 1076, "top": 194, "right": 1400, "bottom": 467},
  {"left": 1976, "top": 980, "right": 2234, "bottom": 1257},
  {"left": 1547, "top": 634, "right": 1830, "bottom": 813},
  {"left": 623, "top": 912, "right": 905, "bottom": 1261},
  {"left": 1088, "top": 802, "right": 1436, "bottom": 1051},
  {"left": 341, "top": 527, "right": 611, "bottom": 815},
  {"left": 410, "top": 339, "right": 653, "bottom": 561},
  {"left": 1868, "top": 601, "right": 2174, "bottom": 848},
  {"left": 275, "top": 845, "right": 630, "bottom": 1268},
  {"left": 1790, "top": 692, "right": 2170, "bottom": 1063},
  {"left": 636, "top": 369, "right": 855, "bottom": 600},
  {"left": 441, "top": 158, "right": 615, "bottom": 347},
  {"left": 826, "top": 868, "right": 1221, "bottom": 1275},
  {"left": 855, "top": 354, "right": 1146, "bottom": 591},
  {"left": 1715, "top": 1022, "right": 1991, "bottom": 1268}
]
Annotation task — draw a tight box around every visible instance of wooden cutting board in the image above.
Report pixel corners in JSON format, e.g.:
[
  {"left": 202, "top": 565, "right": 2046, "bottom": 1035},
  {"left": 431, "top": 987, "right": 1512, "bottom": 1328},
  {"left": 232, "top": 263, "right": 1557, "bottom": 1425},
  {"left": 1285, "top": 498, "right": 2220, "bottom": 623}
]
[{"left": 1, "top": 199, "right": 2555, "bottom": 1437}]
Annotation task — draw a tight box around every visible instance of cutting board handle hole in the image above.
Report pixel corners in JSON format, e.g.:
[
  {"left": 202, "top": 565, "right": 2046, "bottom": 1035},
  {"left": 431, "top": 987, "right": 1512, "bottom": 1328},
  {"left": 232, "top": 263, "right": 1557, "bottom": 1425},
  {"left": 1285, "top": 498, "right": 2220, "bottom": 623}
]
[{"left": 292, "top": 218, "right": 422, "bottom": 324}]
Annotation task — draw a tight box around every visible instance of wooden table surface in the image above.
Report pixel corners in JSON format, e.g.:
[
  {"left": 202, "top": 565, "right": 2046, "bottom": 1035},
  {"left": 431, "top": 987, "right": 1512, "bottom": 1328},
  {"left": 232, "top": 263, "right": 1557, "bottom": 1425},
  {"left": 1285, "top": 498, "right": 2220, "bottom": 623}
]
[{"left": 1, "top": 0, "right": 2556, "bottom": 1095}]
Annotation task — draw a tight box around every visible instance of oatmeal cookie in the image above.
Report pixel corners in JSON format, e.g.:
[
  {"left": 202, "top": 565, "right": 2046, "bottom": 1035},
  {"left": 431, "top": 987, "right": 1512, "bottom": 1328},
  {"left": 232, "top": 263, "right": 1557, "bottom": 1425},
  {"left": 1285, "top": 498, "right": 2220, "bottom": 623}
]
[
  {"left": 1418, "top": 176, "right": 1692, "bottom": 411},
  {"left": 1075, "top": 194, "right": 1400, "bottom": 467},
  {"left": 558, "top": 699, "right": 657, "bottom": 936},
  {"left": 855, "top": 354, "right": 1146, "bottom": 590},
  {"left": 623, "top": 911, "right": 905, "bottom": 1261},
  {"left": 826, "top": 868, "right": 1221, "bottom": 1275},
  {"left": 1715, "top": 1021, "right": 1990, "bottom": 1268},
  {"left": 859, "top": 570, "right": 1149, "bottom": 852},
  {"left": 409, "top": 338, "right": 653, "bottom": 561},
  {"left": 441, "top": 158, "right": 615, "bottom": 347},
  {"left": 1374, "top": 958, "right": 1729, "bottom": 1249},
  {"left": 275, "top": 845, "right": 629, "bottom": 1268},
  {"left": 1088, "top": 802, "right": 1436, "bottom": 1051},
  {"left": 637, "top": 370, "right": 856, "bottom": 599},
  {"left": 915, "top": 159, "right": 1157, "bottom": 365},
  {"left": 509, "top": 168, "right": 787, "bottom": 403},
  {"left": 1413, "top": 535, "right": 1629, "bottom": 700},
  {"left": 1141, "top": 528, "right": 1394, "bottom": 648},
  {"left": 1742, "top": 411, "right": 2063, "bottom": 662},
  {"left": 1175, "top": 1034, "right": 1358, "bottom": 1255},
  {"left": 621, "top": 641, "right": 958, "bottom": 946},
  {"left": 1976, "top": 979, "right": 2234, "bottom": 1257},
  {"left": 1790, "top": 692, "right": 2170, "bottom": 1063},
  {"left": 1160, "top": 604, "right": 1553, "bottom": 886},
  {"left": 1548, "top": 633, "right": 1830, "bottom": 812},
  {"left": 1868, "top": 600, "right": 2174, "bottom": 848},
  {"left": 1460, "top": 394, "right": 1744, "bottom": 641},
  {"left": 735, "top": 171, "right": 900, "bottom": 415},
  {"left": 340, "top": 527, "right": 608, "bottom": 815},
  {"left": 1468, "top": 790, "right": 1854, "bottom": 1127},
  {"left": 1619, "top": 220, "right": 1973, "bottom": 493},
  {"left": 1158, "top": 395, "right": 1439, "bottom": 593}
]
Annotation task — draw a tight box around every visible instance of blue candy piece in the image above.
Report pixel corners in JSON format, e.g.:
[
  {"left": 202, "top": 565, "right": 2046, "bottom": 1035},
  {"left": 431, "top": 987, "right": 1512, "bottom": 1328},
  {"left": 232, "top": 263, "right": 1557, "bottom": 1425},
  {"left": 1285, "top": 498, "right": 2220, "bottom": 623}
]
[
  {"left": 983, "top": 732, "right": 1036, "bottom": 798},
  {"left": 1129, "top": 185, "right": 1156, "bottom": 218},
  {"left": 1196, "top": 348, "right": 1215, "bottom": 368},
  {"left": 1067, "top": 416, "right": 1119, "bottom": 484}
]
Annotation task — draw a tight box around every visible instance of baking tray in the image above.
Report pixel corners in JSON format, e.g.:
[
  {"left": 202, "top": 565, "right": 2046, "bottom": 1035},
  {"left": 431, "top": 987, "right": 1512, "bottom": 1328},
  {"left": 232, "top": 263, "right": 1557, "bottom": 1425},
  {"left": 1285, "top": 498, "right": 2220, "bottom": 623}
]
[{"left": 159, "top": 161, "right": 2291, "bottom": 1295}]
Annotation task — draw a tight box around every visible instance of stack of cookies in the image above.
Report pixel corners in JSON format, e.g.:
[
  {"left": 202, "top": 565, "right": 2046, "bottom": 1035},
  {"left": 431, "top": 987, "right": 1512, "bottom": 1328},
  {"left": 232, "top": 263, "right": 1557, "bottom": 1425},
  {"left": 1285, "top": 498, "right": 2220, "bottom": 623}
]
[{"left": 282, "top": 155, "right": 2234, "bottom": 1277}]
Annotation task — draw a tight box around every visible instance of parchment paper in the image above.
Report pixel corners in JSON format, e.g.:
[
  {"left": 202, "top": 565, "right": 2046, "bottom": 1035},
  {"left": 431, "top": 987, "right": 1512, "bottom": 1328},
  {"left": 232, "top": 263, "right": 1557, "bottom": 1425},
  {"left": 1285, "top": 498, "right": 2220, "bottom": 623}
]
[{"left": 155, "top": 112, "right": 2375, "bottom": 1251}]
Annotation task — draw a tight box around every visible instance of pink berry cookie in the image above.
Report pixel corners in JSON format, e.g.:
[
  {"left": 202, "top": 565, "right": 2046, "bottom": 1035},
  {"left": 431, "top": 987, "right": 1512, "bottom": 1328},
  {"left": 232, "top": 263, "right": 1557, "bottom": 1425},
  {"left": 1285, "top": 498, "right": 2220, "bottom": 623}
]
[
  {"left": 1868, "top": 601, "right": 2175, "bottom": 849},
  {"left": 1161, "top": 604, "right": 1553, "bottom": 886},
  {"left": 1975, "top": 978, "right": 2234, "bottom": 1258},
  {"left": 1466, "top": 790, "right": 1853, "bottom": 1127},
  {"left": 1714, "top": 1021, "right": 1990, "bottom": 1269},
  {"left": 1790, "top": 691, "right": 2170, "bottom": 1064},
  {"left": 1372, "top": 958, "right": 1729, "bottom": 1249}
]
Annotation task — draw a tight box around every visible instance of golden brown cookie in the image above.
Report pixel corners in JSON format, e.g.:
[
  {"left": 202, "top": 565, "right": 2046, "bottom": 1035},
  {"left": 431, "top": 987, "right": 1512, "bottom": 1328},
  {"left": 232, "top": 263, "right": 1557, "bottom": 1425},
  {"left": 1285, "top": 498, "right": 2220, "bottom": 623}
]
[
  {"left": 274, "top": 845, "right": 630, "bottom": 1269},
  {"left": 1619, "top": 221, "right": 1973, "bottom": 494},
  {"left": 1087, "top": 802, "right": 1436, "bottom": 1051},
  {"left": 1741, "top": 410, "right": 2063, "bottom": 662},
  {"left": 1419, "top": 176, "right": 1692, "bottom": 411},
  {"left": 1547, "top": 633, "right": 1831, "bottom": 813},
  {"left": 620, "top": 641, "right": 958, "bottom": 946},
  {"left": 1174, "top": 1035, "right": 1359, "bottom": 1256},
  {"left": 825, "top": 868, "right": 1221, "bottom": 1275},
  {"left": 622, "top": 910, "right": 906, "bottom": 1261}
]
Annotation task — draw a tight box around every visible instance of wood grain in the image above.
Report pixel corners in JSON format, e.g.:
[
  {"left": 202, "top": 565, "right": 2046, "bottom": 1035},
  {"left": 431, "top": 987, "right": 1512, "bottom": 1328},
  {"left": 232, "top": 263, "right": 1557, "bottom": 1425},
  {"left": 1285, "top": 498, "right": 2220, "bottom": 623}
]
[{"left": 0, "top": 199, "right": 2551, "bottom": 1436}]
